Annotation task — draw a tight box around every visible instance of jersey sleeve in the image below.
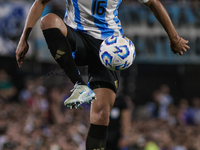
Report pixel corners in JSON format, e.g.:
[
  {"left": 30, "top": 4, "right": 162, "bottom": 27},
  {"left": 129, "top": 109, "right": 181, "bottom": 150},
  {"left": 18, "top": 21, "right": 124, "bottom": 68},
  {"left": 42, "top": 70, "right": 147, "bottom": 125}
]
[{"left": 138, "top": 0, "right": 149, "bottom": 3}]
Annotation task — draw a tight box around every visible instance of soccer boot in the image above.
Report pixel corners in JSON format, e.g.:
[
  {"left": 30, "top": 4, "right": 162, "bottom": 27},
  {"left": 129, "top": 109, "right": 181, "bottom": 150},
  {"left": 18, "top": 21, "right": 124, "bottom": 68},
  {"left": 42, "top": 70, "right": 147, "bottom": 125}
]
[{"left": 64, "top": 83, "right": 96, "bottom": 109}]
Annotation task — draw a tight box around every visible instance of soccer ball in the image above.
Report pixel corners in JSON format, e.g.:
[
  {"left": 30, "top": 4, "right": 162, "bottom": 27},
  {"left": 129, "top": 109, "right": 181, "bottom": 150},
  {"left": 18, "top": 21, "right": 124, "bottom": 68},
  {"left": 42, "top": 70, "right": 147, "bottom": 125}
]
[{"left": 99, "top": 35, "right": 136, "bottom": 71}]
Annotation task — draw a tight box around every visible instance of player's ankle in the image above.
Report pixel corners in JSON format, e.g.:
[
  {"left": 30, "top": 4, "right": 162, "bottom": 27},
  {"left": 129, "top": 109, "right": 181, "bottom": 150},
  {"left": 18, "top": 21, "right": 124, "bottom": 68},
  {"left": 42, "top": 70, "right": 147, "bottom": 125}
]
[
  {"left": 87, "top": 124, "right": 108, "bottom": 140},
  {"left": 86, "top": 124, "right": 108, "bottom": 150},
  {"left": 72, "top": 79, "right": 86, "bottom": 85},
  {"left": 77, "top": 81, "right": 86, "bottom": 85}
]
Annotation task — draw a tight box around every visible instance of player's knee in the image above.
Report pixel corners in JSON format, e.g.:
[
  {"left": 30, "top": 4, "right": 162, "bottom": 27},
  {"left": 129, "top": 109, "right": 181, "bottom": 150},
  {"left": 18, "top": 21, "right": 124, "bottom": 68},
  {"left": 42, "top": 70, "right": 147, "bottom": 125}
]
[
  {"left": 40, "top": 13, "right": 68, "bottom": 36},
  {"left": 40, "top": 13, "right": 59, "bottom": 30},
  {"left": 93, "top": 108, "right": 110, "bottom": 124}
]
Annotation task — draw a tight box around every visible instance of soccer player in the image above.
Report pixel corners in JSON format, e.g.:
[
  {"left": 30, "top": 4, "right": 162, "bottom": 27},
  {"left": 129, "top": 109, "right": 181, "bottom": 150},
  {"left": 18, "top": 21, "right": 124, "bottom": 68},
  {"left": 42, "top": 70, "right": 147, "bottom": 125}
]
[
  {"left": 106, "top": 95, "right": 132, "bottom": 150},
  {"left": 16, "top": 0, "right": 190, "bottom": 149}
]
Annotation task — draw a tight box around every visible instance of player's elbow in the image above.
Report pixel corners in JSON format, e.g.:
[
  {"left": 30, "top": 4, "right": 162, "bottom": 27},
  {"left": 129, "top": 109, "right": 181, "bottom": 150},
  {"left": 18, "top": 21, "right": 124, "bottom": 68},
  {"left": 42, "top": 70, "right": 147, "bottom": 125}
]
[
  {"left": 36, "top": 0, "right": 51, "bottom": 5},
  {"left": 145, "top": 0, "right": 160, "bottom": 8}
]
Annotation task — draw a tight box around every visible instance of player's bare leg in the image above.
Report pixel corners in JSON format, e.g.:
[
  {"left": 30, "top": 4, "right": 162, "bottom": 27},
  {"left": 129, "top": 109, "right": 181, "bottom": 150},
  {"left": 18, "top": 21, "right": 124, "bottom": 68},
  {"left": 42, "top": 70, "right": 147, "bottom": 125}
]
[
  {"left": 40, "top": 13, "right": 96, "bottom": 109},
  {"left": 40, "top": 13, "right": 67, "bottom": 36},
  {"left": 86, "top": 88, "right": 116, "bottom": 150},
  {"left": 90, "top": 88, "right": 116, "bottom": 125}
]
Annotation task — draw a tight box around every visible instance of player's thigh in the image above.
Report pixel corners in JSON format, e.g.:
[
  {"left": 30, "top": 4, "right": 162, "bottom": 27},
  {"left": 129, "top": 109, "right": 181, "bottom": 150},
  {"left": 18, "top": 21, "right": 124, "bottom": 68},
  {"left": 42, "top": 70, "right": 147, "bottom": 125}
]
[
  {"left": 65, "top": 25, "right": 89, "bottom": 65},
  {"left": 80, "top": 32, "right": 120, "bottom": 92},
  {"left": 90, "top": 88, "right": 116, "bottom": 125}
]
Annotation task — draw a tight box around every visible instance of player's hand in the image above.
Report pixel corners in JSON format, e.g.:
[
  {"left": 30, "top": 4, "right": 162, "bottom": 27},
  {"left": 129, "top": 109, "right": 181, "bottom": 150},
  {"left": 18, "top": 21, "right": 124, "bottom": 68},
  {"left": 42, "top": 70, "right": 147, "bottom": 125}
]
[
  {"left": 16, "top": 39, "right": 29, "bottom": 68},
  {"left": 170, "top": 35, "right": 190, "bottom": 55},
  {"left": 118, "top": 137, "right": 129, "bottom": 148}
]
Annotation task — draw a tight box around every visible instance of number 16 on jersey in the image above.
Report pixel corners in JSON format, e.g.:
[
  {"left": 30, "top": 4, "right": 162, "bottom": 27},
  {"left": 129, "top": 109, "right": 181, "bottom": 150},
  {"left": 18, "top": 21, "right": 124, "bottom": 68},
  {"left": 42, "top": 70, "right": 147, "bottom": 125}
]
[{"left": 92, "top": 0, "right": 106, "bottom": 16}]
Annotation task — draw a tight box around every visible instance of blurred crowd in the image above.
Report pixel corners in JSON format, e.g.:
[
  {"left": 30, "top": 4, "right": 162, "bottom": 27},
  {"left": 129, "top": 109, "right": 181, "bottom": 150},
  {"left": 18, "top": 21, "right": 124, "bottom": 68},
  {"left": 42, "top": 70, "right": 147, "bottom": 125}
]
[
  {"left": 120, "top": 0, "right": 200, "bottom": 27},
  {"left": 1, "top": 0, "right": 200, "bottom": 150},
  {"left": 0, "top": 69, "right": 91, "bottom": 150},
  {"left": 0, "top": 0, "right": 200, "bottom": 61},
  {"left": 129, "top": 84, "right": 200, "bottom": 150},
  {"left": 119, "top": 0, "right": 200, "bottom": 62},
  {"left": 1, "top": 69, "right": 200, "bottom": 150}
]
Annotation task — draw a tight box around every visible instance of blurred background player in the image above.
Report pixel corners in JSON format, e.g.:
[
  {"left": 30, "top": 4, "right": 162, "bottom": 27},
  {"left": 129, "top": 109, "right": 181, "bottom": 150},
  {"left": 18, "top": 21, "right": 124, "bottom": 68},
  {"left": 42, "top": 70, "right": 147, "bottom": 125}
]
[
  {"left": 15, "top": 0, "right": 190, "bottom": 149},
  {"left": 106, "top": 95, "right": 133, "bottom": 150}
]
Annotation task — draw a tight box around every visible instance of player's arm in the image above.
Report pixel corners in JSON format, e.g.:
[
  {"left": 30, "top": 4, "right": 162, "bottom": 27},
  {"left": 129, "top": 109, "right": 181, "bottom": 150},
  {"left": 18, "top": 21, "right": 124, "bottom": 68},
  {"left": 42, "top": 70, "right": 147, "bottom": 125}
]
[
  {"left": 16, "top": 0, "right": 50, "bottom": 68},
  {"left": 144, "top": 0, "right": 190, "bottom": 55}
]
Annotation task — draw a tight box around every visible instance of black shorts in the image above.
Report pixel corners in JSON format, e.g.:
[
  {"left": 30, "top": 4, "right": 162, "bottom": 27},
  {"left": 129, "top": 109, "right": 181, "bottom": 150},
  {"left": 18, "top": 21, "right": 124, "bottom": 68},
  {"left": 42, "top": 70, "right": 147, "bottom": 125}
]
[{"left": 65, "top": 25, "right": 120, "bottom": 93}]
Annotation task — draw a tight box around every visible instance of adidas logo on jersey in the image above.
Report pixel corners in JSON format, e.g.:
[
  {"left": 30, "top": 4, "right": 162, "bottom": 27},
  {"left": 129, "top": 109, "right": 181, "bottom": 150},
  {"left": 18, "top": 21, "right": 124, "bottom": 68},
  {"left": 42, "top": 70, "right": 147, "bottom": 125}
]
[{"left": 55, "top": 50, "right": 65, "bottom": 59}]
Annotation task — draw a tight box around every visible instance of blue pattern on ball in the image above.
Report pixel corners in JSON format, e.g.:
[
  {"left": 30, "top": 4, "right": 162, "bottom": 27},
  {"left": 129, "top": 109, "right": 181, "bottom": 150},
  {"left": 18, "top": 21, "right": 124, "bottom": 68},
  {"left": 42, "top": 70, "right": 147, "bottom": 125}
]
[
  {"left": 101, "top": 51, "right": 113, "bottom": 67},
  {"left": 99, "top": 35, "right": 135, "bottom": 71},
  {"left": 114, "top": 61, "right": 130, "bottom": 70},
  {"left": 132, "top": 50, "right": 136, "bottom": 63},
  {"left": 105, "top": 35, "right": 117, "bottom": 45},
  {"left": 114, "top": 45, "right": 130, "bottom": 59},
  {"left": 122, "top": 35, "right": 134, "bottom": 47}
]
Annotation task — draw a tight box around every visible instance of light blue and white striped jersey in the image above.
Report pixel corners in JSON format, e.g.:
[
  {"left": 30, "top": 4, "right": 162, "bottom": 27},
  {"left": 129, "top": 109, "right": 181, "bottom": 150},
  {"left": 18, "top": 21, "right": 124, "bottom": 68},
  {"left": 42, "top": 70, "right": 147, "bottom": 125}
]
[{"left": 64, "top": 0, "right": 149, "bottom": 40}]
